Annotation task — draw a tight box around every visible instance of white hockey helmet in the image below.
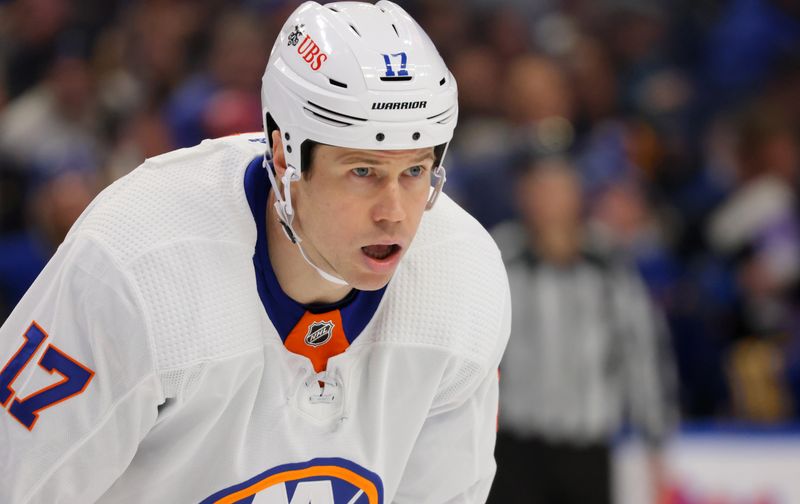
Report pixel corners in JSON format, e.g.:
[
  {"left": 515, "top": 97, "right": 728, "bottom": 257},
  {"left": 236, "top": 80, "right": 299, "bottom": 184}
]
[
  {"left": 262, "top": 0, "right": 457, "bottom": 192},
  {"left": 261, "top": 0, "right": 458, "bottom": 285}
]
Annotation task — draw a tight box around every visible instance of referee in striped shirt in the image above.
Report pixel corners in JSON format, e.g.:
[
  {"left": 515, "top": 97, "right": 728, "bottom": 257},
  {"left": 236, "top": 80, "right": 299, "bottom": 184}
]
[{"left": 488, "top": 155, "right": 678, "bottom": 504}]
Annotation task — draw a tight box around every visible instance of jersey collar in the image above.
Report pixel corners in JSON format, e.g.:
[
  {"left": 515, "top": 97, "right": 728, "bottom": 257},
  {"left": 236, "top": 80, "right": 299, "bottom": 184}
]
[{"left": 243, "top": 154, "right": 386, "bottom": 343}]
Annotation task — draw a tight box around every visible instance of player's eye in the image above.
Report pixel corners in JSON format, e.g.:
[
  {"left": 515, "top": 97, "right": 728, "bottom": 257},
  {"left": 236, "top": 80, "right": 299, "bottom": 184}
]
[
  {"left": 352, "top": 167, "right": 371, "bottom": 177},
  {"left": 405, "top": 165, "right": 425, "bottom": 177}
]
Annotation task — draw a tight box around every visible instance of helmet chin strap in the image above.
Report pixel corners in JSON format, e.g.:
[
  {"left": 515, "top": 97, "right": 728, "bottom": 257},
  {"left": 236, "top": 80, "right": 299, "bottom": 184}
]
[{"left": 263, "top": 157, "right": 349, "bottom": 287}]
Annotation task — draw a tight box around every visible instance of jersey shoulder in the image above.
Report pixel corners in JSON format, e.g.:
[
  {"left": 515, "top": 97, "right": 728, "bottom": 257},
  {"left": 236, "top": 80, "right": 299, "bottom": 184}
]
[
  {"left": 70, "top": 134, "right": 266, "bottom": 266},
  {"left": 63, "top": 134, "right": 269, "bottom": 372},
  {"left": 373, "top": 194, "right": 511, "bottom": 369}
]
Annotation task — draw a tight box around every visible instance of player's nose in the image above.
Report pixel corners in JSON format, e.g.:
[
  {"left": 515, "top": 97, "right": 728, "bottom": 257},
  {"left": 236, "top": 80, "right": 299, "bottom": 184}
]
[{"left": 372, "top": 181, "right": 406, "bottom": 224}]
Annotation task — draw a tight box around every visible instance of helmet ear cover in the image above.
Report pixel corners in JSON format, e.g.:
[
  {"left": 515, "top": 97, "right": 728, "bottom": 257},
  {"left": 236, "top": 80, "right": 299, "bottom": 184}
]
[
  {"left": 265, "top": 112, "right": 278, "bottom": 152},
  {"left": 266, "top": 112, "right": 318, "bottom": 175}
]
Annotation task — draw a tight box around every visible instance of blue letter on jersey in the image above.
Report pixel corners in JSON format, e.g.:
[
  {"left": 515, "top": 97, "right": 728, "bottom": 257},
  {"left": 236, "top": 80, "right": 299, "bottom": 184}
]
[
  {"left": 9, "top": 345, "right": 94, "bottom": 430},
  {"left": 0, "top": 322, "right": 48, "bottom": 406},
  {"left": 1, "top": 321, "right": 95, "bottom": 431}
]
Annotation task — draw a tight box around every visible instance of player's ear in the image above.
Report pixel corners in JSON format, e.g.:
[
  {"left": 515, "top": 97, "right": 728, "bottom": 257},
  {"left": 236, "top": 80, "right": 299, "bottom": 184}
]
[{"left": 271, "top": 129, "right": 287, "bottom": 178}]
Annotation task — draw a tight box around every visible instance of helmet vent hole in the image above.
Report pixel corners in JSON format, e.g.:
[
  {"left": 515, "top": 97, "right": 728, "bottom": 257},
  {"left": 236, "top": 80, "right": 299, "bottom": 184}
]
[
  {"left": 349, "top": 24, "right": 361, "bottom": 36},
  {"left": 412, "top": 132, "right": 420, "bottom": 140},
  {"left": 329, "top": 78, "right": 348, "bottom": 88},
  {"left": 376, "top": 133, "right": 385, "bottom": 142},
  {"left": 327, "top": 6, "right": 339, "bottom": 12},
  {"left": 439, "top": 77, "right": 446, "bottom": 86},
  {"left": 286, "top": 145, "right": 293, "bottom": 153},
  {"left": 392, "top": 24, "right": 399, "bottom": 37}
]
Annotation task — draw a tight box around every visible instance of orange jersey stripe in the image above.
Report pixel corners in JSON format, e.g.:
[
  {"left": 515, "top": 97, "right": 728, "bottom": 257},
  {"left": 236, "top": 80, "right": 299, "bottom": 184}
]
[{"left": 213, "top": 464, "right": 380, "bottom": 504}]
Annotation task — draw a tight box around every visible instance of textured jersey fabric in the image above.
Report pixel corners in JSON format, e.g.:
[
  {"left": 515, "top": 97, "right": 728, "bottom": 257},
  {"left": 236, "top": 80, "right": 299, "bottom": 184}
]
[{"left": 0, "top": 133, "right": 511, "bottom": 504}]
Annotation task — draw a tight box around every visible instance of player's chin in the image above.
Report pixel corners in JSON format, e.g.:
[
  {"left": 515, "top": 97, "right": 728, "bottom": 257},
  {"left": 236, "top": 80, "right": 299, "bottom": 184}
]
[
  {"left": 349, "top": 274, "right": 393, "bottom": 292},
  {"left": 341, "top": 266, "right": 394, "bottom": 291}
]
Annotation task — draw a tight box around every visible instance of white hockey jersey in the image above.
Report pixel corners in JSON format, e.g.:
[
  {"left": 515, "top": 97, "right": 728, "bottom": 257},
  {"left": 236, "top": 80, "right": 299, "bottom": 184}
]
[{"left": 0, "top": 134, "right": 511, "bottom": 504}]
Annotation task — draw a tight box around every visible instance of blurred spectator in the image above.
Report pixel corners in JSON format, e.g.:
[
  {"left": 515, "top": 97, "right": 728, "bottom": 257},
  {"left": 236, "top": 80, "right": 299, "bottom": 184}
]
[
  {"left": 702, "top": 102, "right": 800, "bottom": 423},
  {"left": 126, "top": 0, "right": 204, "bottom": 100},
  {"left": 0, "top": 37, "right": 104, "bottom": 320},
  {"left": 483, "top": 5, "right": 531, "bottom": 64},
  {"left": 0, "top": 51, "right": 102, "bottom": 175},
  {"left": 0, "top": 0, "right": 72, "bottom": 100},
  {"left": 701, "top": 0, "right": 800, "bottom": 110},
  {"left": 587, "top": 178, "right": 680, "bottom": 305},
  {"left": 447, "top": 44, "right": 505, "bottom": 160},
  {"left": 564, "top": 35, "right": 618, "bottom": 133},
  {"left": 708, "top": 103, "right": 800, "bottom": 340},
  {"left": 164, "top": 10, "right": 269, "bottom": 148},
  {"left": 414, "top": 0, "right": 474, "bottom": 62},
  {"left": 502, "top": 54, "right": 575, "bottom": 137},
  {"left": 489, "top": 156, "right": 677, "bottom": 504},
  {"left": 0, "top": 166, "right": 99, "bottom": 320},
  {"left": 448, "top": 53, "right": 576, "bottom": 229}
]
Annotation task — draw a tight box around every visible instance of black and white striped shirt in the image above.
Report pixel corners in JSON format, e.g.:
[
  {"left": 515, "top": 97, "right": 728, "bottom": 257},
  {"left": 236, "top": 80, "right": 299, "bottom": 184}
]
[{"left": 494, "top": 223, "right": 678, "bottom": 445}]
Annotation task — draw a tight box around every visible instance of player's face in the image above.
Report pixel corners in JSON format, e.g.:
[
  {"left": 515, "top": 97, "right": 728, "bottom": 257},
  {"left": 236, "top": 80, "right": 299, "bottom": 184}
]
[{"left": 292, "top": 144, "right": 435, "bottom": 290}]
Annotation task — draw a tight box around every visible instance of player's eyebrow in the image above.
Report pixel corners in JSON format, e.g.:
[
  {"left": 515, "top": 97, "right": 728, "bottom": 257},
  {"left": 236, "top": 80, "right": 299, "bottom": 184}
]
[{"left": 337, "top": 150, "right": 435, "bottom": 166}]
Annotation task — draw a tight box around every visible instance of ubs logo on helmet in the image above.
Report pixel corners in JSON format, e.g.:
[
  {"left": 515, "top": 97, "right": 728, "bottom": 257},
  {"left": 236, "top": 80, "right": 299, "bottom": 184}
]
[
  {"left": 288, "top": 24, "right": 328, "bottom": 72},
  {"left": 201, "top": 457, "right": 384, "bottom": 504}
]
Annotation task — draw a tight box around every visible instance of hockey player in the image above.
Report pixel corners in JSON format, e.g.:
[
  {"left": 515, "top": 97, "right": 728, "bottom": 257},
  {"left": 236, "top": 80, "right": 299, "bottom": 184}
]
[{"left": 0, "top": 2, "right": 510, "bottom": 503}]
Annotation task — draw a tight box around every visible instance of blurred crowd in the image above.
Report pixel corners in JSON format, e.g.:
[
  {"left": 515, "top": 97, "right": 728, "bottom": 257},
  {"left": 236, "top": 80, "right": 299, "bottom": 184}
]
[{"left": 1, "top": 0, "right": 799, "bottom": 431}]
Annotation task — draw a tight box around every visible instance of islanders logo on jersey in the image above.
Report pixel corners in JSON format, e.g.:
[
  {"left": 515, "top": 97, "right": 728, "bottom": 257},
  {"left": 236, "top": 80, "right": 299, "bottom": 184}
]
[{"left": 201, "top": 458, "right": 384, "bottom": 504}]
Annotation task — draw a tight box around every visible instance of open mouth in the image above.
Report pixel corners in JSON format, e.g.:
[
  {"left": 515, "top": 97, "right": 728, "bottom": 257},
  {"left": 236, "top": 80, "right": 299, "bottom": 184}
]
[{"left": 361, "top": 244, "right": 401, "bottom": 261}]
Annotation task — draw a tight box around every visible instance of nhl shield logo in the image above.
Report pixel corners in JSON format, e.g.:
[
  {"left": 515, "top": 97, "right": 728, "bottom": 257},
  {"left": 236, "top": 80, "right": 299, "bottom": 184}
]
[{"left": 304, "top": 321, "right": 334, "bottom": 347}]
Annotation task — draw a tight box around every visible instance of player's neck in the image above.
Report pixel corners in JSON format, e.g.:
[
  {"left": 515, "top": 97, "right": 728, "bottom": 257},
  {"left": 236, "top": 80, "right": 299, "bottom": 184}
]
[{"left": 266, "top": 192, "right": 352, "bottom": 305}]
